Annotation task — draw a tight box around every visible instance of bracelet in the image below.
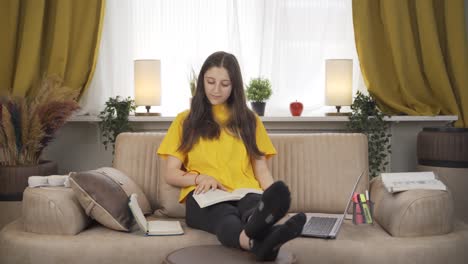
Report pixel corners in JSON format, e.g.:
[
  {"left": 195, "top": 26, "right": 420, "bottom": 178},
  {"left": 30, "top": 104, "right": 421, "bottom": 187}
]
[
  {"left": 182, "top": 170, "right": 200, "bottom": 185},
  {"left": 182, "top": 170, "right": 200, "bottom": 176}
]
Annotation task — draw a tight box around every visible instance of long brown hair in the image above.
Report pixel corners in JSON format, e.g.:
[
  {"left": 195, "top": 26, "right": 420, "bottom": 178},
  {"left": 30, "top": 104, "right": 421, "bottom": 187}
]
[{"left": 178, "top": 51, "right": 264, "bottom": 159}]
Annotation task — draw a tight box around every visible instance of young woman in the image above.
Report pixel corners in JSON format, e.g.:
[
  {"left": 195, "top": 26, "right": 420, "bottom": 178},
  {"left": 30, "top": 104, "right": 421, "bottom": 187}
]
[{"left": 157, "top": 51, "right": 305, "bottom": 261}]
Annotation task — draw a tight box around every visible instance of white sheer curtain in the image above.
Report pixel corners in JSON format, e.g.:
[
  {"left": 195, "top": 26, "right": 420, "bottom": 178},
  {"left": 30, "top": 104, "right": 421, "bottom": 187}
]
[{"left": 79, "top": 0, "right": 361, "bottom": 116}]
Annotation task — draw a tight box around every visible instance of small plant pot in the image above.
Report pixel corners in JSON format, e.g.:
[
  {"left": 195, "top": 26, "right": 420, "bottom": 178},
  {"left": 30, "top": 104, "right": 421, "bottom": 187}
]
[{"left": 251, "top": 102, "right": 266, "bottom": 116}]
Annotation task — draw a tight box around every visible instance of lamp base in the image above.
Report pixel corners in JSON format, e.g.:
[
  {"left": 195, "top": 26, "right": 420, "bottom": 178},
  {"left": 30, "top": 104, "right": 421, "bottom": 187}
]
[
  {"left": 135, "top": 105, "right": 161, "bottom": 116},
  {"left": 325, "top": 105, "right": 351, "bottom": 116},
  {"left": 135, "top": 112, "right": 161, "bottom": 116}
]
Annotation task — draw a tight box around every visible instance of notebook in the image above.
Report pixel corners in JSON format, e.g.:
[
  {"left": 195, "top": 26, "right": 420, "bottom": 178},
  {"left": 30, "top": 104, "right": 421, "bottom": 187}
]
[
  {"left": 301, "top": 170, "right": 365, "bottom": 239},
  {"left": 128, "top": 193, "right": 184, "bottom": 236}
]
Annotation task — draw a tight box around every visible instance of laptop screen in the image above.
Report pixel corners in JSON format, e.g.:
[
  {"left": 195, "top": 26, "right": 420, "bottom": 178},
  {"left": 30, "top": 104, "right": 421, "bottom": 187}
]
[{"left": 341, "top": 170, "right": 365, "bottom": 217}]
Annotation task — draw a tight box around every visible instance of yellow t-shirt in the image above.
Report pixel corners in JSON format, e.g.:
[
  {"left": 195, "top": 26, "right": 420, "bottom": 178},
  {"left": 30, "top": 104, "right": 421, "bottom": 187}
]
[{"left": 157, "top": 104, "right": 277, "bottom": 203}]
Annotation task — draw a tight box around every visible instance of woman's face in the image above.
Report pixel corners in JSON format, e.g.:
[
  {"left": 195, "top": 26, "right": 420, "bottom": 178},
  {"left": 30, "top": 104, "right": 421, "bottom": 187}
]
[{"left": 204, "top": 66, "right": 232, "bottom": 105}]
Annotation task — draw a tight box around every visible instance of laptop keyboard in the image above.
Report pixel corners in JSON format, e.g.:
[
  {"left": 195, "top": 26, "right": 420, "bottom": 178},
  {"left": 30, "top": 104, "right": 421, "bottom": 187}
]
[{"left": 302, "top": 216, "right": 337, "bottom": 236}]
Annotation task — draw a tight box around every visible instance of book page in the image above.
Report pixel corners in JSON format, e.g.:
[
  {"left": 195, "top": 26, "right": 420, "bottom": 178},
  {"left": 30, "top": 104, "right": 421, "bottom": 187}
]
[
  {"left": 231, "top": 188, "right": 263, "bottom": 197},
  {"left": 128, "top": 194, "right": 148, "bottom": 233},
  {"left": 148, "top": 220, "right": 183, "bottom": 235},
  {"left": 381, "top": 172, "right": 446, "bottom": 193},
  {"left": 381, "top": 172, "right": 435, "bottom": 183},
  {"left": 192, "top": 189, "right": 239, "bottom": 208},
  {"left": 390, "top": 180, "right": 446, "bottom": 192}
]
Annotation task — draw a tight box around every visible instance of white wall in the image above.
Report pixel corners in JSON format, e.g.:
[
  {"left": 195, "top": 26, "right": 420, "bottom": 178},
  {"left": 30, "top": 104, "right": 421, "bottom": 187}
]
[{"left": 44, "top": 123, "right": 113, "bottom": 174}]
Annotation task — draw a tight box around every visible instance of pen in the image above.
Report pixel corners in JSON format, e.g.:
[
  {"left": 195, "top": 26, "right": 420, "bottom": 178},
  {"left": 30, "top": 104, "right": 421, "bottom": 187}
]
[
  {"left": 365, "top": 190, "right": 370, "bottom": 201},
  {"left": 352, "top": 193, "right": 364, "bottom": 224},
  {"left": 359, "top": 194, "right": 373, "bottom": 224}
]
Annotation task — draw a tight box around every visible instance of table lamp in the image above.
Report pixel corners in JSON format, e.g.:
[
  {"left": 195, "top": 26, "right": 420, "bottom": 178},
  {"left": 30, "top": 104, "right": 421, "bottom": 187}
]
[
  {"left": 325, "top": 59, "right": 353, "bottom": 116},
  {"left": 134, "top": 59, "right": 161, "bottom": 116}
]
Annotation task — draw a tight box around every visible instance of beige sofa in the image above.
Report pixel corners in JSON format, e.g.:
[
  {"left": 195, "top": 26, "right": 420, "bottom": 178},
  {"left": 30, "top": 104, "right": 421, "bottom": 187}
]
[{"left": 1, "top": 132, "right": 468, "bottom": 264}]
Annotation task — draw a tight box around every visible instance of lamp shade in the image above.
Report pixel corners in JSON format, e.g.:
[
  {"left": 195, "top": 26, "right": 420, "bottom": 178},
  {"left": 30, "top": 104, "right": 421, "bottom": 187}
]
[
  {"left": 134, "top": 60, "right": 161, "bottom": 106},
  {"left": 325, "top": 59, "right": 353, "bottom": 106}
]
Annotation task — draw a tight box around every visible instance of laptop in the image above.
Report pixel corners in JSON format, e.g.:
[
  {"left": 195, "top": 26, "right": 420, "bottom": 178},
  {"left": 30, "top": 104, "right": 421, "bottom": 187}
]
[
  {"left": 128, "top": 194, "right": 184, "bottom": 236},
  {"left": 301, "top": 170, "right": 365, "bottom": 239}
]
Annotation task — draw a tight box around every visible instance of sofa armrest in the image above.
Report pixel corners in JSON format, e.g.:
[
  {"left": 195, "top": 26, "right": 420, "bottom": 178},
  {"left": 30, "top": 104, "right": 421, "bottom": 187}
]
[
  {"left": 22, "top": 187, "right": 90, "bottom": 235},
  {"left": 370, "top": 176, "right": 454, "bottom": 237}
]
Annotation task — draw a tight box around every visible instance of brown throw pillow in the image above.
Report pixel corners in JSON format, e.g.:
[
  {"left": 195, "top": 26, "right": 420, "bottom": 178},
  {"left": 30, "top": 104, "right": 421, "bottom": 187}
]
[
  {"left": 94, "top": 167, "right": 152, "bottom": 215},
  {"left": 70, "top": 170, "right": 132, "bottom": 232}
]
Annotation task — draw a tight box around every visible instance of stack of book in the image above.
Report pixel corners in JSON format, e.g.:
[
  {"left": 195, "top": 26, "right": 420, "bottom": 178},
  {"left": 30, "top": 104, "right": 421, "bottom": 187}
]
[{"left": 381, "top": 171, "right": 446, "bottom": 193}]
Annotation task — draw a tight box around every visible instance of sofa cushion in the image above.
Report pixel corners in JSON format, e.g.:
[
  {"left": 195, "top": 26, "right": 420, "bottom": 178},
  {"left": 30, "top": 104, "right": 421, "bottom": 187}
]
[
  {"left": 113, "top": 133, "right": 185, "bottom": 218},
  {"left": 2, "top": 217, "right": 468, "bottom": 264},
  {"left": 94, "top": 167, "right": 152, "bottom": 215},
  {"left": 371, "top": 176, "right": 454, "bottom": 237},
  {"left": 22, "top": 187, "right": 90, "bottom": 235},
  {"left": 267, "top": 133, "right": 369, "bottom": 213},
  {"left": 153, "top": 158, "right": 186, "bottom": 218},
  {"left": 154, "top": 176, "right": 186, "bottom": 218},
  {"left": 113, "top": 132, "right": 369, "bottom": 217},
  {"left": 70, "top": 170, "right": 132, "bottom": 231}
]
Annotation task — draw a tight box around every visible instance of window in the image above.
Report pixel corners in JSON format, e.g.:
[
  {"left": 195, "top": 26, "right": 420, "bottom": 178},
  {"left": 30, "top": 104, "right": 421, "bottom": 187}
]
[{"left": 81, "top": 0, "right": 360, "bottom": 116}]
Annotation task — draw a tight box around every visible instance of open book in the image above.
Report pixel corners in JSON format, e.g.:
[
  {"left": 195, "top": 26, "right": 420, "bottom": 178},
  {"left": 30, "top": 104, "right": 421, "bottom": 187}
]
[
  {"left": 381, "top": 172, "right": 447, "bottom": 193},
  {"left": 193, "top": 188, "right": 263, "bottom": 208},
  {"left": 129, "top": 194, "right": 184, "bottom": 236}
]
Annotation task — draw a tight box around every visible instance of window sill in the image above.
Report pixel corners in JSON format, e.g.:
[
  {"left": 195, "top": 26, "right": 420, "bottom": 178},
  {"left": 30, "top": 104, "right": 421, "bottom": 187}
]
[
  {"left": 69, "top": 114, "right": 457, "bottom": 123},
  {"left": 68, "top": 114, "right": 457, "bottom": 133}
]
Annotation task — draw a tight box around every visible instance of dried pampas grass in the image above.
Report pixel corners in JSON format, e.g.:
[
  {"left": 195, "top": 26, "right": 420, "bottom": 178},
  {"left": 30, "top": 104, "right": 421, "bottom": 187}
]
[{"left": 0, "top": 76, "right": 80, "bottom": 165}]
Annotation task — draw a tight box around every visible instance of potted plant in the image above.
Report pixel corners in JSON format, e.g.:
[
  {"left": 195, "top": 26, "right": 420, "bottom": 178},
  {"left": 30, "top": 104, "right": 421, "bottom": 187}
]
[
  {"left": 98, "top": 96, "right": 136, "bottom": 154},
  {"left": 189, "top": 68, "right": 198, "bottom": 98},
  {"left": 245, "top": 77, "right": 272, "bottom": 116},
  {"left": 0, "top": 76, "right": 80, "bottom": 200},
  {"left": 188, "top": 68, "right": 198, "bottom": 106},
  {"left": 347, "top": 91, "right": 391, "bottom": 178}
]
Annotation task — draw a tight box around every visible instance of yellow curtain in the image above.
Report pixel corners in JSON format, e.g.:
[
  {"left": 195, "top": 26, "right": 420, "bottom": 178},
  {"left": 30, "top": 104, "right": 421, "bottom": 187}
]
[
  {"left": 0, "top": 0, "right": 105, "bottom": 99},
  {"left": 353, "top": 0, "right": 468, "bottom": 127}
]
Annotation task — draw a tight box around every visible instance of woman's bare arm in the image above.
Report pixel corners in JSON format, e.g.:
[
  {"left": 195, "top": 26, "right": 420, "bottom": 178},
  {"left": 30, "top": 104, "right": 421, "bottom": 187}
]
[
  {"left": 164, "top": 156, "right": 198, "bottom": 188},
  {"left": 253, "top": 157, "right": 274, "bottom": 190}
]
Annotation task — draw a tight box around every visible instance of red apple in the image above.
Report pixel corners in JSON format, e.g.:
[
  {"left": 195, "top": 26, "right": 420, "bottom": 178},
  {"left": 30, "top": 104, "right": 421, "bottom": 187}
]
[{"left": 290, "top": 101, "right": 303, "bottom": 116}]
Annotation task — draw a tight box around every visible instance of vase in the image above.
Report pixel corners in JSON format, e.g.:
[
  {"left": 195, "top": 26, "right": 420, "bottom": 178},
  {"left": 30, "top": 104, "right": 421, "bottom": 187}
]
[
  {"left": 251, "top": 102, "right": 266, "bottom": 116},
  {"left": 0, "top": 160, "right": 58, "bottom": 201}
]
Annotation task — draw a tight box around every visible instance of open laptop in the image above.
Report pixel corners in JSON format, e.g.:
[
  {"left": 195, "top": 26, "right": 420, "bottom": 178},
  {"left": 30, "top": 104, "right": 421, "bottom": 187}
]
[
  {"left": 128, "top": 194, "right": 184, "bottom": 236},
  {"left": 301, "top": 170, "right": 365, "bottom": 239}
]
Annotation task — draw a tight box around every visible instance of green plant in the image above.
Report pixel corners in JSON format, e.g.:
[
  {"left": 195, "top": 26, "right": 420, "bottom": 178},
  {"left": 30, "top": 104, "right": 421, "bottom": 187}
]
[
  {"left": 189, "top": 68, "right": 198, "bottom": 97},
  {"left": 98, "top": 96, "right": 136, "bottom": 153},
  {"left": 245, "top": 77, "right": 272, "bottom": 102},
  {"left": 347, "top": 91, "right": 391, "bottom": 178},
  {"left": 0, "top": 76, "right": 80, "bottom": 166}
]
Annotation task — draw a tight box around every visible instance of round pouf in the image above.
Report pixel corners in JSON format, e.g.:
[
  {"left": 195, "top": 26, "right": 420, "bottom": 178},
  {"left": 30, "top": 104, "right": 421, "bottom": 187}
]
[
  {"left": 417, "top": 127, "right": 468, "bottom": 223},
  {"left": 163, "top": 245, "right": 295, "bottom": 264}
]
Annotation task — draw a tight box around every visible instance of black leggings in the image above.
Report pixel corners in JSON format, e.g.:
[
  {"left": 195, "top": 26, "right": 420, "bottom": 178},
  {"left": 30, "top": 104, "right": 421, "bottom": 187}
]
[{"left": 185, "top": 191, "right": 262, "bottom": 249}]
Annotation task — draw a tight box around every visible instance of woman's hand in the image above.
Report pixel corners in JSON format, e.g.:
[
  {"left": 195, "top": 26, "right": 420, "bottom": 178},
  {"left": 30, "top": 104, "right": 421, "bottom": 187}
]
[{"left": 195, "top": 174, "right": 227, "bottom": 194}]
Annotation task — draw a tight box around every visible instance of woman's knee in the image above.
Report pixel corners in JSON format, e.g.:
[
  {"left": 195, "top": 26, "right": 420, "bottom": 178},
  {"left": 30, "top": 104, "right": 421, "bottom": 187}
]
[{"left": 215, "top": 215, "right": 243, "bottom": 248}]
